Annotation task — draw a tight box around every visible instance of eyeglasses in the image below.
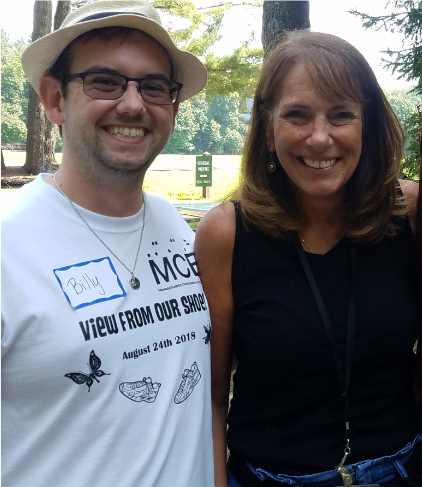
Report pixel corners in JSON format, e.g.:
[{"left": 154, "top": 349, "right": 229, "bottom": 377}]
[{"left": 63, "top": 72, "right": 183, "bottom": 105}]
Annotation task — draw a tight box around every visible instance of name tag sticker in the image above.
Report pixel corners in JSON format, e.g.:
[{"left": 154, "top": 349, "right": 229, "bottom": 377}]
[{"left": 54, "top": 257, "right": 126, "bottom": 309}]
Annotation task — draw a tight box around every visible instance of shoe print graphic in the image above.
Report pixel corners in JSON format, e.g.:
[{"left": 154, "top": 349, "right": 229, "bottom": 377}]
[
  {"left": 119, "top": 377, "right": 161, "bottom": 403},
  {"left": 174, "top": 362, "right": 201, "bottom": 404}
]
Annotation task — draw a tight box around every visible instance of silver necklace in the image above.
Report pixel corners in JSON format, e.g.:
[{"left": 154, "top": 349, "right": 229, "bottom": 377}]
[
  {"left": 299, "top": 233, "right": 314, "bottom": 254},
  {"left": 53, "top": 173, "right": 145, "bottom": 290}
]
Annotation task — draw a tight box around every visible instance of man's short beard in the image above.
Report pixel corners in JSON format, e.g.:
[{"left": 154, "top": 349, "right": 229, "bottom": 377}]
[{"left": 80, "top": 140, "right": 160, "bottom": 188}]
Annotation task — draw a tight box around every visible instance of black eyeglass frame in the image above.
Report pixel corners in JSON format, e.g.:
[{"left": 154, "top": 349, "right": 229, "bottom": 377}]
[{"left": 63, "top": 71, "right": 183, "bottom": 105}]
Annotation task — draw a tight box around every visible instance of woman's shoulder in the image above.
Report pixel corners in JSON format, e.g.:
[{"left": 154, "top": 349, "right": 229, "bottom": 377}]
[
  {"left": 196, "top": 202, "right": 236, "bottom": 240},
  {"left": 194, "top": 202, "right": 236, "bottom": 261},
  {"left": 399, "top": 179, "right": 419, "bottom": 201},
  {"left": 399, "top": 179, "right": 419, "bottom": 232},
  {"left": 194, "top": 203, "right": 237, "bottom": 300}
]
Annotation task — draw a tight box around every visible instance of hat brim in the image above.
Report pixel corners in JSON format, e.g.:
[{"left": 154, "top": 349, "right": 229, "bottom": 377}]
[{"left": 21, "top": 13, "right": 207, "bottom": 102}]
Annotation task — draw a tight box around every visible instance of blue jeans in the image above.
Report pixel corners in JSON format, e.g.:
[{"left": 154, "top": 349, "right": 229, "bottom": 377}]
[
  {"left": 227, "top": 433, "right": 422, "bottom": 487},
  {"left": 227, "top": 464, "right": 244, "bottom": 487}
]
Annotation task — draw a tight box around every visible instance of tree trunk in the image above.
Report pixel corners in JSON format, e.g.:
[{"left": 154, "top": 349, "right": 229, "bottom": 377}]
[
  {"left": 43, "top": 120, "right": 58, "bottom": 166},
  {"left": 23, "top": 1, "right": 52, "bottom": 175},
  {"left": 262, "top": 1, "right": 310, "bottom": 56},
  {"left": 42, "top": 1, "right": 72, "bottom": 167},
  {"left": 1, "top": 149, "right": 5, "bottom": 171},
  {"left": 25, "top": 84, "right": 49, "bottom": 175},
  {"left": 54, "top": 1, "right": 72, "bottom": 30}
]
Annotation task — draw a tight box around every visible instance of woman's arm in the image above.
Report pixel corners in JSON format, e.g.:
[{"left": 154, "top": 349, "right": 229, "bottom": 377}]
[{"left": 195, "top": 202, "right": 236, "bottom": 487}]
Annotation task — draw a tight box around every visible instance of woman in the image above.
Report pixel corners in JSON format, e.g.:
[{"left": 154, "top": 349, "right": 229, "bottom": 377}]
[{"left": 195, "top": 31, "right": 422, "bottom": 487}]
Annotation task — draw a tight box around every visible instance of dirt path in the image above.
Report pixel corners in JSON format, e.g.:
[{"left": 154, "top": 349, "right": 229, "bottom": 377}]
[{"left": 1, "top": 166, "right": 37, "bottom": 188}]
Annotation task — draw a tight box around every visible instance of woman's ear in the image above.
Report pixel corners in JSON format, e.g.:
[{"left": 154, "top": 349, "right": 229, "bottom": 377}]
[{"left": 39, "top": 76, "right": 65, "bottom": 125}]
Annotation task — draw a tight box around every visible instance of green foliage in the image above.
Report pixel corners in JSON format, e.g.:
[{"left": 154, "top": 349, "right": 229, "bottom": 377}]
[
  {"left": 164, "top": 101, "right": 199, "bottom": 154},
  {"left": 401, "top": 111, "right": 421, "bottom": 179},
  {"left": 187, "top": 219, "right": 200, "bottom": 232},
  {"left": 350, "top": 2, "right": 422, "bottom": 179},
  {"left": 153, "top": 1, "right": 225, "bottom": 56},
  {"left": 193, "top": 93, "right": 248, "bottom": 154},
  {"left": 384, "top": 87, "right": 420, "bottom": 119},
  {"left": 350, "top": 1, "right": 422, "bottom": 95},
  {"left": 1, "top": 30, "right": 29, "bottom": 143},
  {"left": 152, "top": 1, "right": 263, "bottom": 99},
  {"left": 206, "top": 94, "right": 248, "bottom": 153},
  {"left": 55, "top": 136, "right": 63, "bottom": 153},
  {"left": 224, "top": 128, "right": 246, "bottom": 154},
  {"left": 163, "top": 93, "right": 248, "bottom": 155},
  {"left": 384, "top": 87, "right": 420, "bottom": 179},
  {"left": 205, "top": 44, "right": 263, "bottom": 99},
  {"left": 1, "top": 106, "right": 27, "bottom": 143}
]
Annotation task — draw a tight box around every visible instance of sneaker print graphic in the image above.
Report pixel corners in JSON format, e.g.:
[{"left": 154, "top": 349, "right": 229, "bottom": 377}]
[
  {"left": 65, "top": 350, "right": 110, "bottom": 392},
  {"left": 174, "top": 362, "right": 201, "bottom": 404},
  {"left": 119, "top": 377, "right": 161, "bottom": 403}
]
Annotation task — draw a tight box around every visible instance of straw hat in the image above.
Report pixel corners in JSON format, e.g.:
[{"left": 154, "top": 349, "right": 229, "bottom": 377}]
[{"left": 21, "top": 0, "right": 207, "bottom": 102}]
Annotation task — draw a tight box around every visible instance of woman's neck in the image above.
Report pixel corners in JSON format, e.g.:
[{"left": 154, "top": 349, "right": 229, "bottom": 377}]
[{"left": 297, "top": 193, "right": 346, "bottom": 255}]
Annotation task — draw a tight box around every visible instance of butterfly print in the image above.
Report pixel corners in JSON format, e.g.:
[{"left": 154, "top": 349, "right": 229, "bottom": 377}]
[
  {"left": 65, "top": 350, "right": 110, "bottom": 392},
  {"left": 203, "top": 323, "right": 211, "bottom": 345}
]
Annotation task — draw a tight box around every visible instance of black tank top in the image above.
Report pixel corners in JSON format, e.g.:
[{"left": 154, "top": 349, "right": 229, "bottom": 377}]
[{"left": 228, "top": 208, "right": 422, "bottom": 476}]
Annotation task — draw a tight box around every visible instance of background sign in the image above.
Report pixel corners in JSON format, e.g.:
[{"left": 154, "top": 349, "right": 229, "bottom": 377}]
[{"left": 195, "top": 155, "right": 212, "bottom": 187}]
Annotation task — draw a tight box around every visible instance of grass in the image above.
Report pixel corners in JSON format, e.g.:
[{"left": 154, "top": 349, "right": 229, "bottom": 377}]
[
  {"left": 2, "top": 150, "right": 64, "bottom": 166},
  {"left": 143, "top": 154, "right": 241, "bottom": 202},
  {"left": 187, "top": 220, "right": 201, "bottom": 232},
  {"left": 2, "top": 151, "right": 241, "bottom": 203}
]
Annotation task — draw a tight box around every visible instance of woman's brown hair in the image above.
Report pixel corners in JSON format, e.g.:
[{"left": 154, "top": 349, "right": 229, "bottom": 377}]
[
  {"left": 236, "top": 30, "right": 406, "bottom": 244},
  {"left": 415, "top": 104, "right": 422, "bottom": 408}
]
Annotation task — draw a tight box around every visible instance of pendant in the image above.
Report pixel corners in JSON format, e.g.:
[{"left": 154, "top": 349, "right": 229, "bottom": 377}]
[
  {"left": 337, "top": 467, "right": 353, "bottom": 487},
  {"left": 130, "top": 276, "right": 140, "bottom": 290}
]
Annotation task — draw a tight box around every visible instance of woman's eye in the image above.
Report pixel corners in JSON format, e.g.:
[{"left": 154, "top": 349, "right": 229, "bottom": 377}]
[
  {"left": 330, "top": 112, "right": 354, "bottom": 125},
  {"left": 285, "top": 111, "right": 309, "bottom": 122}
]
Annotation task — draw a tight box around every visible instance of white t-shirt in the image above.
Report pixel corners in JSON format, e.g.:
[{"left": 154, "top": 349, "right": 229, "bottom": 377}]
[{"left": 2, "top": 174, "right": 214, "bottom": 487}]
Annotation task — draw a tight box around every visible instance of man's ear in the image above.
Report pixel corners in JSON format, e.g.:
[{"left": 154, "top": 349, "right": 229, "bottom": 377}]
[
  {"left": 170, "top": 100, "right": 180, "bottom": 135},
  {"left": 39, "top": 76, "right": 65, "bottom": 125}
]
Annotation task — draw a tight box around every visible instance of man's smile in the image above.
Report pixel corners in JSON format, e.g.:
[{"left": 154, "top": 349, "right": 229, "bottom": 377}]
[{"left": 106, "top": 126, "right": 146, "bottom": 138}]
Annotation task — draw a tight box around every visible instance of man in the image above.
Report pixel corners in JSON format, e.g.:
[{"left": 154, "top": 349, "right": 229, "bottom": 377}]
[{"left": 1, "top": 2, "right": 213, "bottom": 486}]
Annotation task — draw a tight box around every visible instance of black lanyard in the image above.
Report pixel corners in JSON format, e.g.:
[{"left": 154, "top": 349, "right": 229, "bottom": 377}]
[{"left": 294, "top": 235, "right": 357, "bottom": 478}]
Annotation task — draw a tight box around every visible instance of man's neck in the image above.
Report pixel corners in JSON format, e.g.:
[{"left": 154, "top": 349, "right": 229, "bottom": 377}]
[{"left": 47, "top": 164, "right": 146, "bottom": 217}]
